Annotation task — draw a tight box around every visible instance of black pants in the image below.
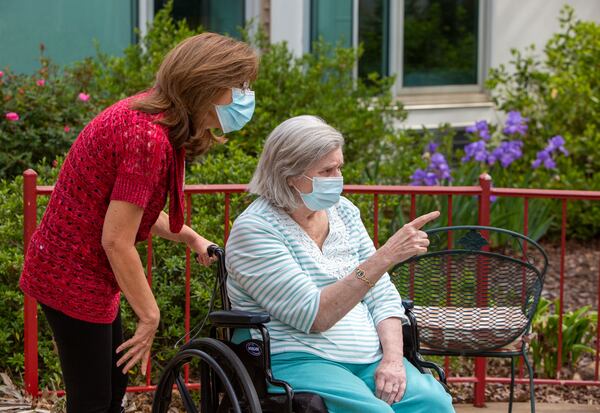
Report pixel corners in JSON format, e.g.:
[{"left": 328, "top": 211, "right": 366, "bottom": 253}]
[{"left": 41, "top": 304, "right": 128, "bottom": 413}]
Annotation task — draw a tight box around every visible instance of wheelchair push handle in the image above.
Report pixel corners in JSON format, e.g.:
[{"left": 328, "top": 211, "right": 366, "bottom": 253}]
[
  {"left": 207, "top": 244, "right": 224, "bottom": 258},
  {"left": 193, "top": 244, "right": 224, "bottom": 264}
]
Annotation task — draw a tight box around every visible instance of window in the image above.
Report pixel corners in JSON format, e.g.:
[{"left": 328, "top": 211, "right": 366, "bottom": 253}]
[
  {"left": 358, "top": 0, "right": 390, "bottom": 79},
  {"left": 310, "top": 0, "right": 353, "bottom": 48},
  {"left": 309, "top": 0, "right": 481, "bottom": 89},
  {"left": 154, "top": 0, "right": 245, "bottom": 38},
  {"left": 403, "top": 0, "right": 479, "bottom": 87}
]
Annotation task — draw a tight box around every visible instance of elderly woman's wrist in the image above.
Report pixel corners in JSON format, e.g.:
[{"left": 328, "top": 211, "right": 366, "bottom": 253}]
[
  {"left": 373, "top": 246, "right": 395, "bottom": 269},
  {"left": 381, "top": 350, "right": 404, "bottom": 362}
]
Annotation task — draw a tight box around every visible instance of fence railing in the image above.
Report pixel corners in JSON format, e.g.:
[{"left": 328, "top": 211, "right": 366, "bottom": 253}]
[{"left": 22, "top": 169, "right": 600, "bottom": 406}]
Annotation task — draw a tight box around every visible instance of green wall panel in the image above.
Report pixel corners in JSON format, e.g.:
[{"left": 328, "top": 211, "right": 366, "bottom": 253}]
[{"left": 0, "top": 0, "right": 135, "bottom": 73}]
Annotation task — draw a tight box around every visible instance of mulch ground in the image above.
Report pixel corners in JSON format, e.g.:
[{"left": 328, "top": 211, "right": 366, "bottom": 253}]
[{"left": 2, "top": 240, "right": 599, "bottom": 411}]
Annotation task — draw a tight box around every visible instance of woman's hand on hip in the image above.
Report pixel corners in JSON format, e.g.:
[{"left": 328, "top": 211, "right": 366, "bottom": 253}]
[
  {"left": 188, "top": 234, "right": 219, "bottom": 266},
  {"left": 116, "top": 315, "right": 159, "bottom": 375},
  {"left": 377, "top": 211, "right": 440, "bottom": 266},
  {"left": 375, "top": 357, "right": 407, "bottom": 405}
]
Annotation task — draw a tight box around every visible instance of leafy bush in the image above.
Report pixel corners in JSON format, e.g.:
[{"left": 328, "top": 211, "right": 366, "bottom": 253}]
[
  {"left": 486, "top": 5, "right": 600, "bottom": 239},
  {"left": 530, "top": 297, "right": 597, "bottom": 378},
  {"left": 0, "top": 57, "right": 102, "bottom": 178},
  {"left": 0, "top": 0, "right": 420, "bottom": 388}
]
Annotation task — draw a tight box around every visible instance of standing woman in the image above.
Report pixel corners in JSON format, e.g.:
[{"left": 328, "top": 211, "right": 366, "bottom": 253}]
[{"left": 20, "top": 33, "right": 258, "bottom": 412}]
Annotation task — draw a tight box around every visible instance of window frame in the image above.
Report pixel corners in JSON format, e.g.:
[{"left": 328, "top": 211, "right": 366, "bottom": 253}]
[
  {"left": 306, "top": 0, "right": 490, "bottom": 95},
  {"left": 142, "top": 0, "right": 259, "bottom": 38},
  {"left": 391, "top": 0, "right": 490, "bottom": 95}
]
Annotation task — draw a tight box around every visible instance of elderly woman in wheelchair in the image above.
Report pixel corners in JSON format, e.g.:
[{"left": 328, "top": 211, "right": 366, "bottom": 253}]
[{"left": 223, "top": 115, "right": 454, "bottom": 413}]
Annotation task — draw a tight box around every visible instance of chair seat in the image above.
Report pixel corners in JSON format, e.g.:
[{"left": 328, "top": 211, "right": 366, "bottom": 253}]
[{"left": 414, "top": 305, "right": 528, "bottom": 352}]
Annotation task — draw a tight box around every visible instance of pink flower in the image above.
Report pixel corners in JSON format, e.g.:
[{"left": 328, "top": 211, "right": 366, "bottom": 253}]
[
  {"left": 0, "top": 71, "right": 4, "bottom": 78},
  {"left": 64, "top": 125, "right": 70, "bottom": 133},
  {"left": 78, "top": 92, "right": 90, "bottom": 102},
  {"left": 52, "top": 159, "right": 58, "bottom": 168},
  {"left": 36, "top": 79, "right": 45, "bottom": 86},
  {"left": 5, "top": 112, "right": 19, "bottom": 121}
]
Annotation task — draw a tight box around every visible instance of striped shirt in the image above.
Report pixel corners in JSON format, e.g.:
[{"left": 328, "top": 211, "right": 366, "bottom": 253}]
[{"left": 225, "top": 196, "right": 405, "bottom": 363}]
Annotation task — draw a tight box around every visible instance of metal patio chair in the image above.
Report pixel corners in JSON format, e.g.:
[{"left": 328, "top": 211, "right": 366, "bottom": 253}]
[
  {"left": 389, "top": 225, "right": 548, "bottom": 413},
  {"left": 152, "top": 245, "right": 446, "bottom": 413}
]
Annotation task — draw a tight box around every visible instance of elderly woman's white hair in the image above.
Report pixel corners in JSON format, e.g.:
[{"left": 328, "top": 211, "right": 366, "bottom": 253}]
[{"left": 249, "top": 115, "right": 345, "bottom": 211}]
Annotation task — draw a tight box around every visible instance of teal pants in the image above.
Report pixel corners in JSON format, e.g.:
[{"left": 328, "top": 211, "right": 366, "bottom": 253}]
[{"left": 269, "top": 352, "right": 454, "bottom": 413}]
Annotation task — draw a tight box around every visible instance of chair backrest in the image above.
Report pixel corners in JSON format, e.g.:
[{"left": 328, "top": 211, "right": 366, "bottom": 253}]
[{"left": 389, "top": 226, "right": 548, "bottom": 354}]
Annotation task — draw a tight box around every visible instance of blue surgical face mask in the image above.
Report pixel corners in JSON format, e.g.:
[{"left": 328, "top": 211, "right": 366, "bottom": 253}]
[
  {"left": 215, "top": 88, "right": 255, "bottom": 133},
  {"left": 297, "top": 175, "right": 343, "bottom": 211}
]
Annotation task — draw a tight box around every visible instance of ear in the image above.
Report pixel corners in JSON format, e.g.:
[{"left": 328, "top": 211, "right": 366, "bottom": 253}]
[{"left": 287, "top": 176, "right": 299, "bottom": 188}]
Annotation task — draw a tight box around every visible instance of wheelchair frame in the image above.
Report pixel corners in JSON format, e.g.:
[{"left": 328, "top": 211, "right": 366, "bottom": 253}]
[{"left": 152, "top": 245, "right": 447, "bottom": 413}]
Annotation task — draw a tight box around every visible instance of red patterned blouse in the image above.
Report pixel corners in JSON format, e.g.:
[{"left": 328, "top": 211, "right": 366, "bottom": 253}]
[{"left": 20, "top": 95, "right": 185, "bottom": 323}]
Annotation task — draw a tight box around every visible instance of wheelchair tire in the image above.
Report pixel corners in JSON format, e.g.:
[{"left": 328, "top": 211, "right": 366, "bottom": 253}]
[{"left": 152, "top": 337, "right": 262, "bottom": 413}]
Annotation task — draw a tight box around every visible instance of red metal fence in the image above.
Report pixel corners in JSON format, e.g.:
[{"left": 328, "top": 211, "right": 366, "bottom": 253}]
[{"left": 22, "top": 169, "right": 600, "bottom": 405}]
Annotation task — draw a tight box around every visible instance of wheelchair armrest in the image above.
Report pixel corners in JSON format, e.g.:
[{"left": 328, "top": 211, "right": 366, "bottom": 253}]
[
  {"left": 209, "top": 309, "right": 271, "bottom": 326},
  {"left": 402, "top": 299, "right": 414, "bottom": 311}
]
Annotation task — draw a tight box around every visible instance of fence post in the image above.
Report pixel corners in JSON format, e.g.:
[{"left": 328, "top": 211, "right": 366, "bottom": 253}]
[
  {"left": 474, "top": 173, "right": 492, "bottom": 407},
  {"left": 23, "top": 169, "right": 39, "bottom": 397}
]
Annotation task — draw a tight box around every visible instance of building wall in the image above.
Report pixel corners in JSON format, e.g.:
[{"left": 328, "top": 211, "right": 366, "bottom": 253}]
[
  {"left": 0, "top": 0, "right": 135, "bottom": 74},
  {"left": 269, "top": 0, "right": 600, "bottom": 129},
  {"left": 489, "top": 0, "right": 600, "bottom": 72},
  {"left": 270, "top": 0, "right": 309, "bottom": 54}
]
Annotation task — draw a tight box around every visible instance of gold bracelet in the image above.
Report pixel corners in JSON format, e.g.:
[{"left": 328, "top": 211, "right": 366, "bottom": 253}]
[{"left": 354, "top": 267, "right": 374, "bottom": 288}]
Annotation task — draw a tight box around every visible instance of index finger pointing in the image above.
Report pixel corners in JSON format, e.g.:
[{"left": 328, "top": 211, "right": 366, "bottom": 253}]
[{"left": 407, "top": 211, "right": 440, "bottom": 229}]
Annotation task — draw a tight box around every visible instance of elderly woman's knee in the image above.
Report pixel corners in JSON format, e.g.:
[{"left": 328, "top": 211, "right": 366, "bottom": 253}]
[{"left": 411, "top": 387, "right": 454, "bottom": 412}]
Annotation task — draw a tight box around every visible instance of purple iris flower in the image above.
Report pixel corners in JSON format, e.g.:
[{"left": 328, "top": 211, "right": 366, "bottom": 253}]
[
  {"left": 462, "top": 140, "right": 489, "bottom": 163},
  {"left": 427, "top": 141, "right": 439, "bottom": 154},
  {"left": 430, "top": 153, "right": 452, "bottom": 180},
  {"left": 489, "top": 140, "right": 523, "bottom": 168},
  {"left": 503, "top": 111, "right": 529, "bottom": 136},
  {"left": 410, "top": 169, "right": 438, "bottom": 186},
  {"left": 410, "top": 152, "right": 452, "bottom": 186},
  {"left": 466, "top": 120, "right": 491, "bottom": 140},
  {"left": 547, "top": 135, "right": 569, "bottom": 155},
  {"left": 532, "top": 135, "right": 568, "bottom": 169},
  {"left": 410, "top": 169, "right": 427, "bottom": 185}
]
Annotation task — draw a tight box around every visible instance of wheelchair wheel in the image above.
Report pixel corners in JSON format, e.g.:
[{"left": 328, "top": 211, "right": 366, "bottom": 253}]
[{"left": 152, "top": 337, "right": 262, "bottom": 413}]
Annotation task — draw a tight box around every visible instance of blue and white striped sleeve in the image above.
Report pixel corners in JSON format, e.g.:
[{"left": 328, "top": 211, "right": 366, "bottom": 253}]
[
  {"left": 225, "top": 213, "right": 321, "bottom": 334},
  {"left": 340, "top": 198, "right": 406, "bottom": 325}
]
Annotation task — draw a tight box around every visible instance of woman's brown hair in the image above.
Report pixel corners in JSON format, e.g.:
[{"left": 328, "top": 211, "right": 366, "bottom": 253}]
[{"left": 131, "top": 32, "right": 259, "bottom": 158}]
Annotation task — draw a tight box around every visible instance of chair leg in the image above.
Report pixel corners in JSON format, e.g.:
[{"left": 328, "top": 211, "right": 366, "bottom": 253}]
[
  {"left": 508, "top": 357, "right": 515, "bottom": 413},
  {"left": 523, "top": 352, "right": 536, "bottom": 413}
]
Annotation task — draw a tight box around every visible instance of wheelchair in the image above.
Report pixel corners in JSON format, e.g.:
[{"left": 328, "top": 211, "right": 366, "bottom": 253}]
[{"left": 152, "top": 245, "right": 447, "bottom": 413}]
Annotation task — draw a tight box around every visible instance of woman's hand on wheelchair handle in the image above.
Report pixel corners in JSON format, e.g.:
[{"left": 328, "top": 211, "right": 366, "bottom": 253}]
[
  {"left": 375, "top": 357, "right": 407, "bottom": 404},
  {"left": 378, "top": 211, "right": 439, "bottom": 266},
  {"left": 188, "top": 234, "right": 219, "bottom": 266},
  {"left": 116, "top": 316, "right": 159, "bottom": 376}
]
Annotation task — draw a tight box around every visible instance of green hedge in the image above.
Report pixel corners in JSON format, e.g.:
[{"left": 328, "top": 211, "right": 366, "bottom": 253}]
[
  {"left": 2, "top": 2, "right": 599, "bottom": 389},
  {"left": 0, "top": 2, "right": 416, "bottom": 388},
  {"left": 485, "top": 5, "right": 600, "bottom": 239}
]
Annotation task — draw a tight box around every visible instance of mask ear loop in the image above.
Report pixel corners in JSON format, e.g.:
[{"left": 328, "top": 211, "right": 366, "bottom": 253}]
[
  {"left": 241, "top": 81, "right": 251, "bottom": 95},
  {"left": 291, "top": 175, "right": 312, "bottom": 197}
]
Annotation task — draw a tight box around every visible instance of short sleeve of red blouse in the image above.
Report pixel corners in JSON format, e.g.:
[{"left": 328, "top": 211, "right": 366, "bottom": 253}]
[{"left": 110, "top": 117, "right": 170, "bottom": 209}]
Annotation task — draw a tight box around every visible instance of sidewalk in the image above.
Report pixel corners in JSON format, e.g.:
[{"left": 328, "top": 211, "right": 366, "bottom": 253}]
[{"left": 455, "top": 403, "right": 600, "bottom": 413}]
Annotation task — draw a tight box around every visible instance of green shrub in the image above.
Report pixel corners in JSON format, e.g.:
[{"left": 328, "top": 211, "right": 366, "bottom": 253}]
[
  {"left": 0, "top": 0, "right": 422, "bottom": 388},
  {"left": 486, "top": 5, "right": 600, "bottom": 239},
  {"left": 530, "top": 297, "right": 597, "bottom": 379},
  {"left": 0, "top": 57, "right": 102, "bottom": 178},
  {"left": 0, "top": 160, "right": 63, "bottom": 388}
]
